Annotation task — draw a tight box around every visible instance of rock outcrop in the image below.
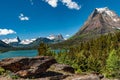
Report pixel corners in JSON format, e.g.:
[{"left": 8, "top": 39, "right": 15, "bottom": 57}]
[
  {"left": 48, "top": 63, "right": 75, "bottom": 74},
  {"left": 0, "top": 56, "right": 57, "bottom": 78}
]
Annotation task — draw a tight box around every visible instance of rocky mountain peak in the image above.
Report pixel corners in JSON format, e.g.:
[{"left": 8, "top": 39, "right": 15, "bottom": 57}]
[
  {"left": 75, "top": 7, "right": 120, "bottom": 39},
  {"left": 16, "top": 36, "right": 21, "bottom": 42},
  {"left": 92, "top": 7, "right": 120, "bottom": 22},
  {"left": 95, "top": 7, "right": 109, "bottom": 13},
  {"left": 47, "top": 34, "right": 64, "bottom": 41}
]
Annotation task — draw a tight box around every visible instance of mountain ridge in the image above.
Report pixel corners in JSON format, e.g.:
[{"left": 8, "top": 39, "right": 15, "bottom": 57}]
[{"left": 0, "top": 34, "right": 65, "bottom": 49}]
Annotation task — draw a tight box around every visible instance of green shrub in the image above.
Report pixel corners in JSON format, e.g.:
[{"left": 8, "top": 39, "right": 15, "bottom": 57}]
[{"left": 0, "top": 67, "right": 5, "bottom": 75}]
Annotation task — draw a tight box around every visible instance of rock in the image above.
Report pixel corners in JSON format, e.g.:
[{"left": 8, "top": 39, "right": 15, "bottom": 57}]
[
  {"left": 98, "top": 74, "right": 104, "bottom": 79},
  {"left": 70, "top": 74, "right": 100, "bottom": 80},
  {"left": 48, "top": 75, "right": 68, "bottom": 80},
  {"left": 48, "top": 63, "right": 75, "bottom": 74},
  {"left": 0, "top": 57, "right": 29, "bottom": 72},
  {"left": 0, "top": 56, "right": 57, "bottom": 78},
  {"left": 91, "top": 72, "right": 104, "bottom": 79}
]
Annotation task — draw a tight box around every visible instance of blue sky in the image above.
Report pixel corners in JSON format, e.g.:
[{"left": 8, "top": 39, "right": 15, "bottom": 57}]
[{"left": 0, "top": 0, "right": 120, "bottom": 39}]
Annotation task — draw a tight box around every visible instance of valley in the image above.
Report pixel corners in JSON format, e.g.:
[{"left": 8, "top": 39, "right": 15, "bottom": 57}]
[{"left": 0, "top": 7, "right": 120, "bottom": 80}]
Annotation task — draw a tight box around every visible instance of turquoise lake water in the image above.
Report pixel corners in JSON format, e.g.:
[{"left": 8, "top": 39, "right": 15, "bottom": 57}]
[{"left": 0, "top": 50, "right": 38, "bottom": 60}]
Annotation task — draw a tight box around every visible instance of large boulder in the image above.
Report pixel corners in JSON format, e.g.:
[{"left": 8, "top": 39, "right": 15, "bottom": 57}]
[{"left": 0, "top": 56, "right": 57, "bottom": 78}]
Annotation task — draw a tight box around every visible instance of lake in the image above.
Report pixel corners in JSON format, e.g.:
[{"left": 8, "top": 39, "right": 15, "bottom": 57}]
[{"left": 0, "top": 50, "right": 38, "bottom": 60}]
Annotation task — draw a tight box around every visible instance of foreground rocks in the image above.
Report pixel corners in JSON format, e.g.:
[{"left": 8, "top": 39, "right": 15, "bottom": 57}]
[
  {"left": 0, "top": 56, "right": 57, "bottom": 78},
  {"left": 48, "top": 63, "right": 75, "bottom": 74},
  {"left": 0, "top": 56, "right": 106, "bottom": 80},
  {"left": 70, "top": 74, "right": 100, "bottom": 80}
]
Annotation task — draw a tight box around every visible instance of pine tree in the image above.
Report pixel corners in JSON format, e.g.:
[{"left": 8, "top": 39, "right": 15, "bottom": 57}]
[
  {"left": 106, "top": 49, "right": 120, "bottom": 78},
  {"left": 38, "top": 42, "right": 49, "bottom": 56}
]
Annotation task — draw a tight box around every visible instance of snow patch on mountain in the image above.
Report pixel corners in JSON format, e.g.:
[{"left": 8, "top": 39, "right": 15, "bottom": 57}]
[
  {"left": 96, "top": 7, "right": 108, "bottom": 13},
  {"left": 2, "top": 37, "right": 20, "bottom": 44},
  {"left": 20, "top": 39, "right": 36, "bottom": 45},
  {"left": 47, "top": 34, "right": 64, "bottom": 40},
  {"left": 47, "top": 35, "right": 56, "bottom": 40},
  {"left": 96, "top": 7, "right": 120, "bottom": 22}
]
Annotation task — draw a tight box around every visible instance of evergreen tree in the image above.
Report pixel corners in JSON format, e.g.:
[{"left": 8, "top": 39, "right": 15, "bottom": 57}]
[
  {"left": 38, "top": 42, "right": 49, "bottom": 56},
  {"left": 106, "top": 49, "right": 120, "bottom": 78}
]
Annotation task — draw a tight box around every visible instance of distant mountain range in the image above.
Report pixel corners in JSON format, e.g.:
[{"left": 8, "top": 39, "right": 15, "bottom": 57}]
[{"left": 0, "top": 34, "right": 64, "bottom": 50}]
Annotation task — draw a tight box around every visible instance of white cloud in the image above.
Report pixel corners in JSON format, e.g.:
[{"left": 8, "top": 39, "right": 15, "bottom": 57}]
[
  {"left": 0, "top": 29, "right": 16, "bottom": 36},
  {"left": 44, "top": 0, "right": 58, "bottom": 8},
  {"left": 20, "top": 38, "right": 36, "bottom": 44},
  {"left": 19, "top": 13, "right": 29, "bottom": 21},
  {"left": 43, "top": 0, "right": 81, "bottom": 10},
  {"left": 61, "top": 0, "right": 81, "bottom": 10}
]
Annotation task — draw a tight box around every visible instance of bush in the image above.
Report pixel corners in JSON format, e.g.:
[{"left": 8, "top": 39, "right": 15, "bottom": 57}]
[{"left": 0, "top": 67, "right": 5, "bottom": 75}]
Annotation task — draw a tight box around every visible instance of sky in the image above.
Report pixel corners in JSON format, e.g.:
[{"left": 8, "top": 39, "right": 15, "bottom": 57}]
[{"left": 0, "top": 0, "right": 120, "bottom": 40}]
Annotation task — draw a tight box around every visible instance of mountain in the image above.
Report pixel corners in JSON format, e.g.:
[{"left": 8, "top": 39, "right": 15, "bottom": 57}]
[
  {"left": 51, "top": 7, "right": 120, "bottom": 48},
  {"left": 47, "top": 34, "right": 64, "bottom": 41},
  {"left": 0, "top": 40, "right": 11, "bottom": 48},
  {"left": 2, "top": 37, "right": 22, "bottom": 47},
  {"left": 20, "top": 39, "right": 36, "bottom": 45},
  {"left": 75, "top": 7, "right": 120, "bottom": 38},
  {"left": 2, "top": 37, "right": 21, "bottom": 44},
  {"left": 24, "top": 34, "right": 64, "bottom": 48},
  {"left": 0, "top": 40, "right": 12, "bottom": 52},
  {"left": 1, "top": 34, "right": 64, "bottom": 49},
  {"left": 27, "top": 37, "right": 54, "bottom": 48}
]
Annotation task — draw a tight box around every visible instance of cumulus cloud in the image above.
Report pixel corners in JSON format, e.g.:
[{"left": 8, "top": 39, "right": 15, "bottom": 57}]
[
  {"left": 44, "top": 0, "right": 58, "bottom": 8},
  {"left": 19, "top": 13, "right": 29, "bottom": 21},
  {"left": 0, "top": 29, "right": 16, "bottom": 36},
  {"left": 43, "top": 0, "right": 81, "bottom": 10},
  {"left": 61, "top": 0, "right": 81, "bottom": 10}
]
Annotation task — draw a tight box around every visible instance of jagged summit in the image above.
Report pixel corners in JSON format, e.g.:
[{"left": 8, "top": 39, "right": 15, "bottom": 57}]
[
  {"left": 47, "top": 34, "right": 64, "bottom": 41},
  {"left": 94, "top": 7, "right": 120, "bottom": 22},
  {"left": 95, "top": 7, "right": 109, "bottom": 13}
]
